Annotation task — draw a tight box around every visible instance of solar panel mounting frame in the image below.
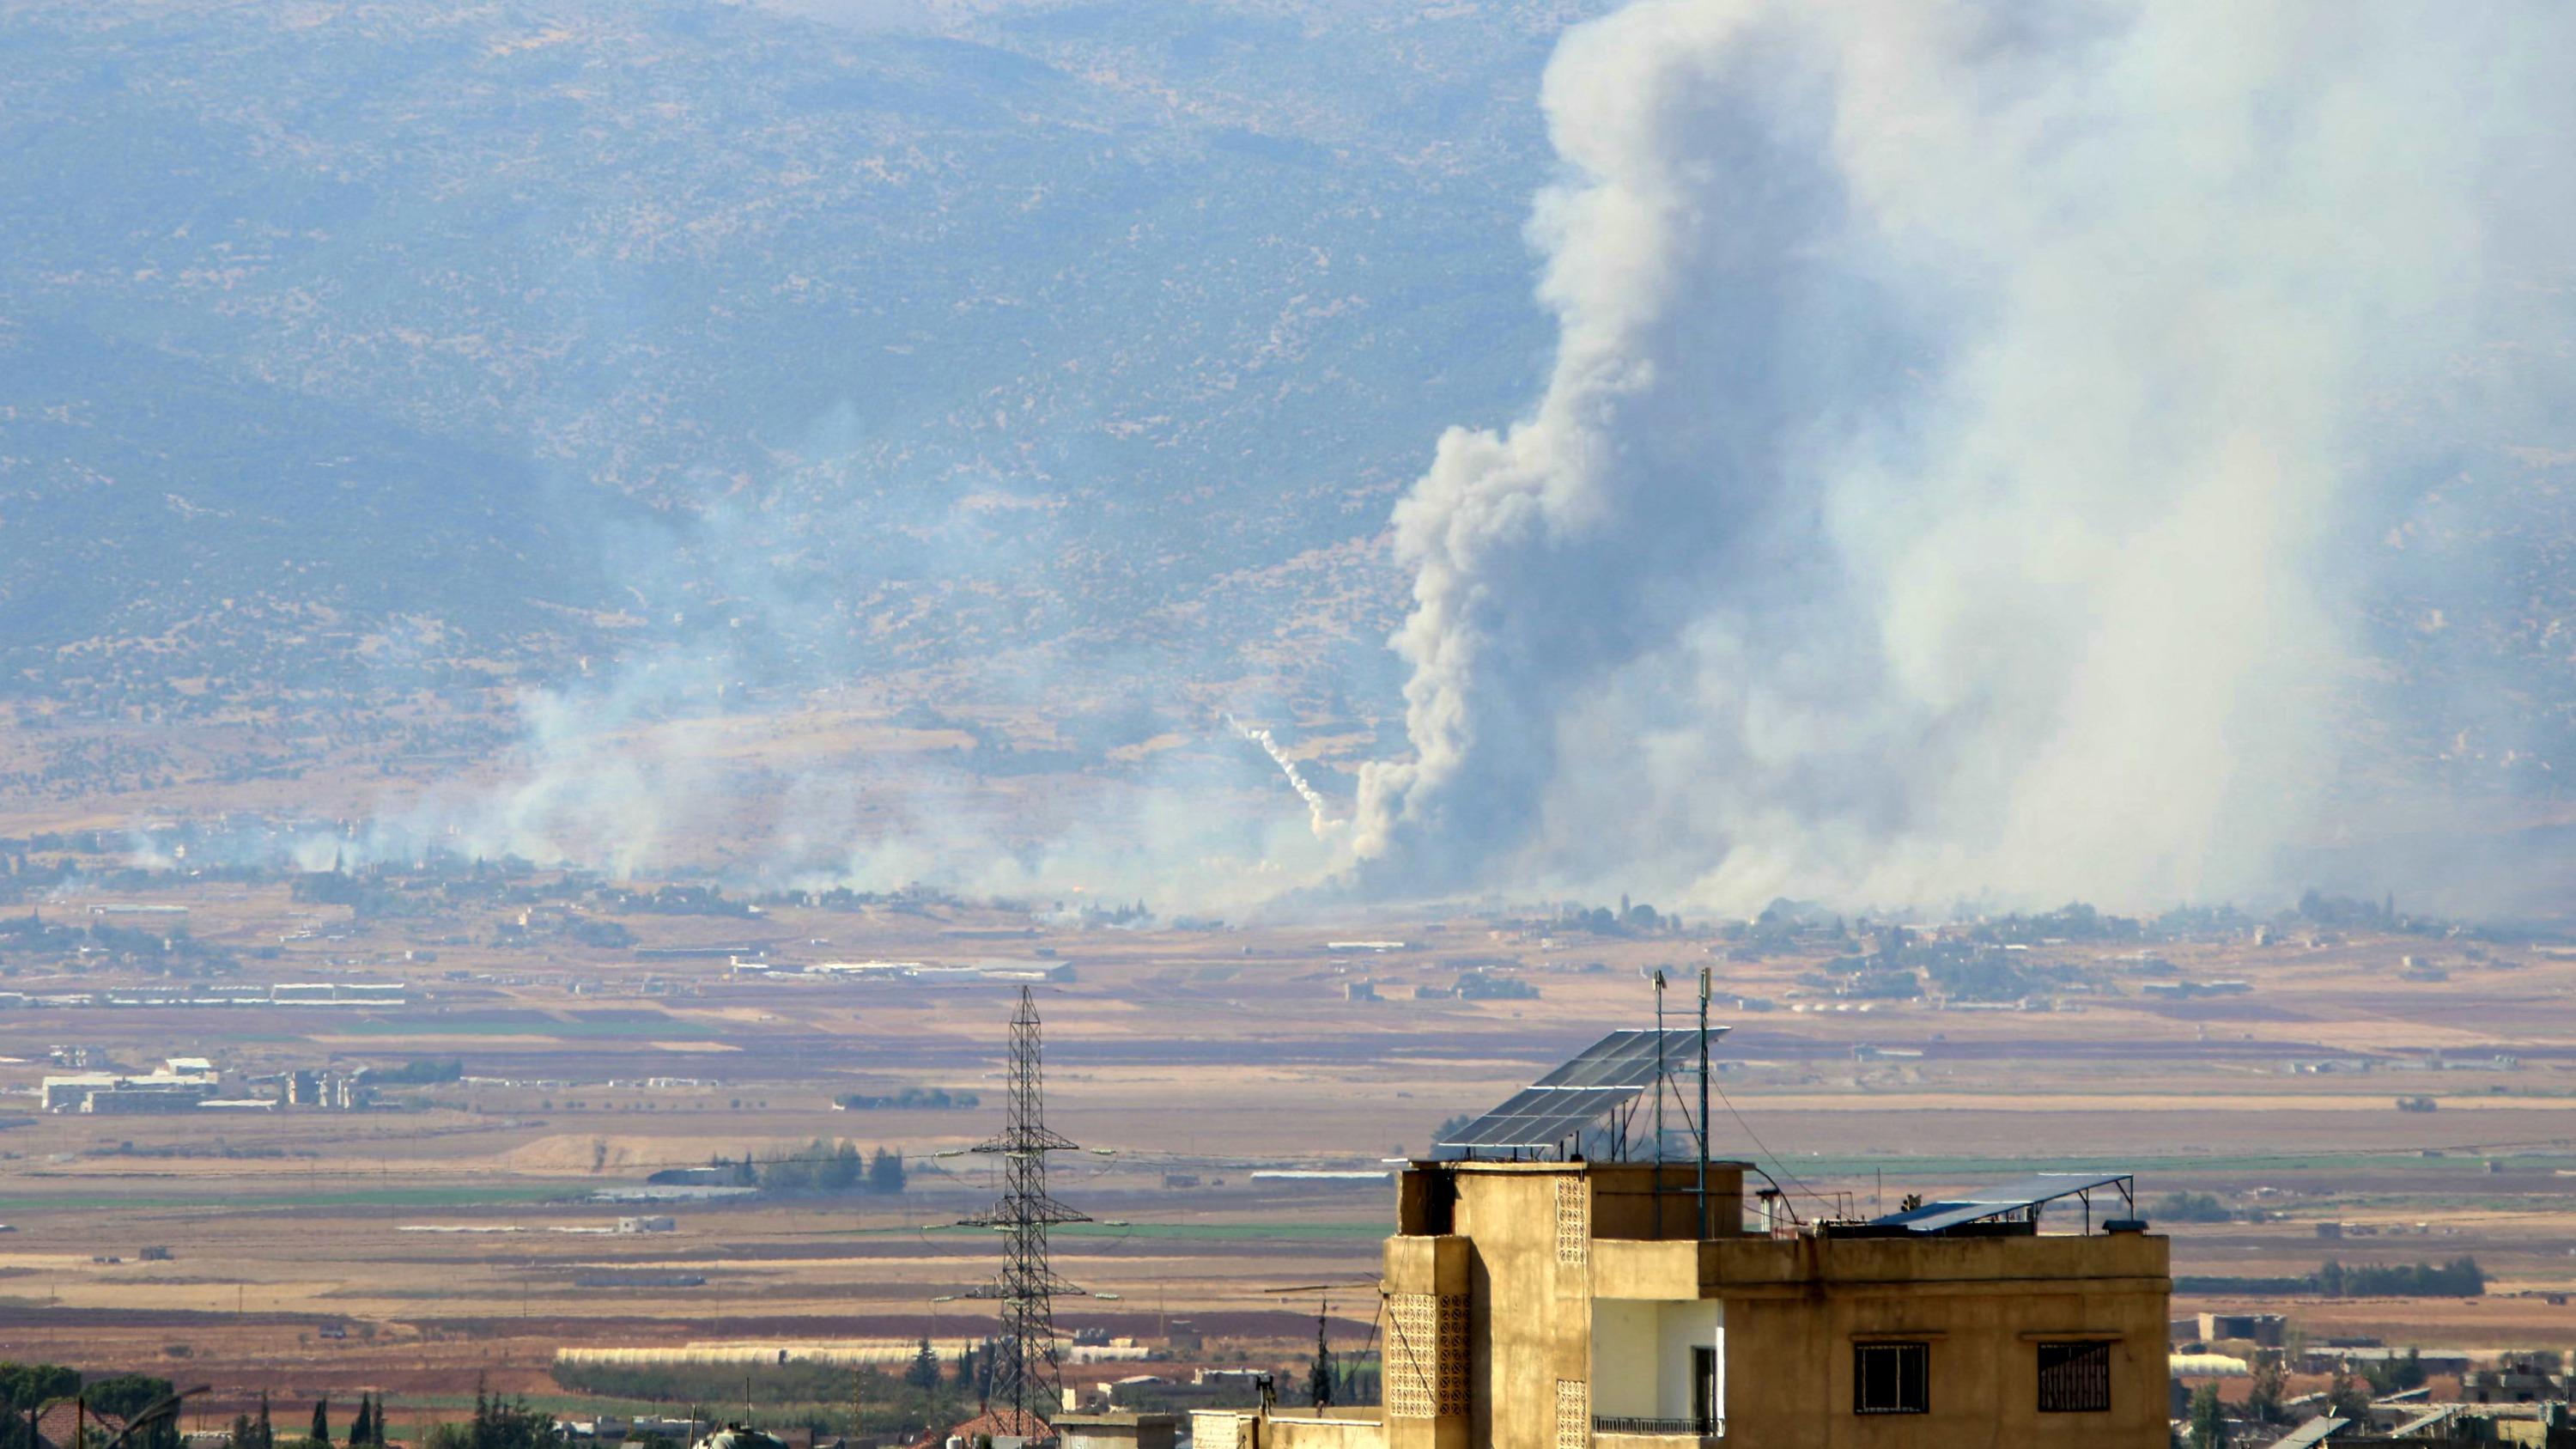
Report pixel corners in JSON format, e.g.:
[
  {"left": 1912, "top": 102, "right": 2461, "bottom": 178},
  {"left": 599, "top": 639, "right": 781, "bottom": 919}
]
[{"left": 1434, "top": 1027, "right": 1733, "bottom": 1159}]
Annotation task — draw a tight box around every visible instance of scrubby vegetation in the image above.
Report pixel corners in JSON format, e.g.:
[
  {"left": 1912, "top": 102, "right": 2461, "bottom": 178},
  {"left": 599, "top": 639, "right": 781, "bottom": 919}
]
[
  {"left": 550, "top": 1360, "right": 957, "bottom": 1440},
  {"left": 2175, "top": 1256, "right": 2485, "bottom": 1298},
  {"left": 2151, "top": 1190, "right": 2232, "bottom": 1222},
  {"left": 753, "top": 1141, "right": 906, "bottom": 1195},
  {"left": 834, "top": 1087, "right": 979, "bottom": 1111}
]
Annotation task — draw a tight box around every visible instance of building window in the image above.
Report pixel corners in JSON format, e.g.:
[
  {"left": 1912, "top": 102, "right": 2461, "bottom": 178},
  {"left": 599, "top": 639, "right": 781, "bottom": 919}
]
[
  {"left": 1853, "top": 1342, "right": 1929, "bottom": 1416},
  {"left": 2037, "top": 1341, "right": 2113, "bottom": 1413}
]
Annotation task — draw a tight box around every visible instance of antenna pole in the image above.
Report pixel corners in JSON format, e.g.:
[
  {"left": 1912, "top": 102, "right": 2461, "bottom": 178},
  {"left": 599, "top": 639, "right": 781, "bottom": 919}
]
[
  {"left": 1653, "top": 971, "right": 1667, "bottom": 1165},
  {"left": 1697, "top": 966, "right": 1711, "bottom": 1239}
]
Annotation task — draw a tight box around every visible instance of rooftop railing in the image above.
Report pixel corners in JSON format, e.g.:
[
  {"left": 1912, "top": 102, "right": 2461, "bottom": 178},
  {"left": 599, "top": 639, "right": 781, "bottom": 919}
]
[{"left": 1593, "top": 1415, "right": 1717, "bottom": 1437}]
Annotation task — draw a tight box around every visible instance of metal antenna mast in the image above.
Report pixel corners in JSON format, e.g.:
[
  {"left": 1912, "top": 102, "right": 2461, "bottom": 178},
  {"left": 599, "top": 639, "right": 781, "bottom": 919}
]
[{"left": 959, "top": 985, "right": 1089, "bottom": 1431}]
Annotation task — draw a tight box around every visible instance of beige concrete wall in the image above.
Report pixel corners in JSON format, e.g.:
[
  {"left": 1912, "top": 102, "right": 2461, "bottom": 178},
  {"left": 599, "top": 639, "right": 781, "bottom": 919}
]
[
  {"left": 1189, "top": 1411, "right": 1255, "bottom": 1449},
  {"left": 1716, "top": 1233, "right": 2172, "bottom": 1449},
  {"left": 1267, "top": 1411, "right": 1386, "bottom": 1449},
  {"left": 1445, "top": 1166, "right": 1588, "bottom": 1449},
  {"left": 1388, "top": 1164, "right": 2171, "bottom": 1449},
  {"left": 1589, "top": 1162, "right": 1745, "bottom": 1241},
  {"left": 1382, "top": 1233, "right": 1467, "bottom": 1449}
]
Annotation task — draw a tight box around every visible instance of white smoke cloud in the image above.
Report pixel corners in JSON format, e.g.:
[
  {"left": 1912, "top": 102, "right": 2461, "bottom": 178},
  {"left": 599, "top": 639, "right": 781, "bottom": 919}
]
[{"left": 1352, "top": 0, "right": 2576, "bottom": 910}]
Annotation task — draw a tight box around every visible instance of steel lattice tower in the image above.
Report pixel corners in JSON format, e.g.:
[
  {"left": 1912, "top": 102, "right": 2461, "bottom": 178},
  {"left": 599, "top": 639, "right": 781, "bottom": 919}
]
[{"left": 959, "top": 985, "right": 1089, "bottom": 1429}]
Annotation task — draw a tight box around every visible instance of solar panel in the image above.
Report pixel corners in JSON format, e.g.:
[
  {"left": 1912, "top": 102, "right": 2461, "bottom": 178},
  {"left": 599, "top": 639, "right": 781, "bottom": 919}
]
[
  {"left": 1435, "top": 1027, "right": 1730, "bottom": 1154},
  {"left": 1868, "top": 1172, "right": 2135, "bottom": 1233},
  {"left": 1531, "top": 1028, "right": 1725, "bottom": 1088},
  {"left": 1437, "top": 1087, "right": 1639, "bottom": 1149}
]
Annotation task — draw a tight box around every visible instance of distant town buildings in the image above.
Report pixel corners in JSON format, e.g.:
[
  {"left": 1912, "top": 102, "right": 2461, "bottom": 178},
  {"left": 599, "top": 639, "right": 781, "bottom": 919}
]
[
  {"left": 42, "top": 1060, "right": 220, "bottom": 1112},
  {"left": 43, "top": 1056, "right": 372, "bottom": 1111}
]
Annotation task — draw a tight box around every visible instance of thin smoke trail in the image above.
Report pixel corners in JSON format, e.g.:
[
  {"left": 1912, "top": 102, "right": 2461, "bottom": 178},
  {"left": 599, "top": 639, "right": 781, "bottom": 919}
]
[{"left": 1226, "top": 713, "right": 1341, "bottom": 839}]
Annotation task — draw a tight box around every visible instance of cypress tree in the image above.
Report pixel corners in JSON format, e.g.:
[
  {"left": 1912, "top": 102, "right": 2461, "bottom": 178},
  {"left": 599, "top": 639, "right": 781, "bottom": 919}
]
[
  {"left": 256, "top": 1394, "right": 272, "bottom": 1449},
  {"left": 349, "top": 1399, "right": 370, "bottom": 1448},
  {"left": 312, "top": 1399, "right": 330, "bottom": 1446},
  {"left": 905, "top": 1336, "right": 939, "bottom": 1391}
]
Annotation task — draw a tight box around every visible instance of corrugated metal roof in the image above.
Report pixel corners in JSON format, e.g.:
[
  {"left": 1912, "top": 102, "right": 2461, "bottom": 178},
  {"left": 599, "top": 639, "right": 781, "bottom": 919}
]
[
  {"left": 2264, "top": 1415, "right": 2348, "bottom": 1449},
  {"left": 2388, "top": 1407, "right": 2452, "bottom": 1437},
  {"left": 1868, "top": 1172, "right": 2135, "bottom": 1233}
]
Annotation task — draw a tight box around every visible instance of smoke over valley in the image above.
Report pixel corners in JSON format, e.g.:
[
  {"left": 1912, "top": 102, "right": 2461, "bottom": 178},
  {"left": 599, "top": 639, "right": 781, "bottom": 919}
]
[
  {"left": 7, "top": 0, "right": 2576, "bottom": 920},
  {"left": 1350, "top": 0, "right": 2576, "bottom": 913}
]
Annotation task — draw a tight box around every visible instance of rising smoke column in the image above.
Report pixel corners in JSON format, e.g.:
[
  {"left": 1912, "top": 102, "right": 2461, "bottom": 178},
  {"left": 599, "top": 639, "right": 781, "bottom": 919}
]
[{"left": 1352, "top": 0, "right": 2576, "bottom": 909}]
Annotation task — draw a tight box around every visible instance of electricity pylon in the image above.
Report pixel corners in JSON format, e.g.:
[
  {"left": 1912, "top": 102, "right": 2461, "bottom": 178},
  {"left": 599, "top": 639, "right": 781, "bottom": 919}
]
[{"left": 957, "top": 985, "right": 1089, "bottom": 1430}]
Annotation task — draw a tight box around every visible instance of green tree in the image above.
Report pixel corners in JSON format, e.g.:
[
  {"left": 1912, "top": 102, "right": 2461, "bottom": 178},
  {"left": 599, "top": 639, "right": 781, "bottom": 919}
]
[
  {"left": 1307, "top": 1312, "right": 1333, "bottom": 1408},
  {"left": 867, "top": 1148, "right": 906, "bottom": 1194},
  {"left": 465, "top": 1379, "right": 553, "bottom": 1449},
  {"left": 0, "top": 1367, "right": 80, "bottom": 1415},
  {"left": 311, "top": 1399, "right": 330, "bottom": 1446},
  {"left": 2326, "top": 1372, "right": 2372, "bottom": 1419},
  {"left": 2361, "top": 1348, "right": 2427, "bottom": 1396},
  {"left": 84, "top": 1376, "right": 181, "bottom": 1449},
  {"left": 828, "top": 1141, "right": 864, "bottom": 1192},
  {"left": 906, "top": 1337, "right": 940, "bottom": 1391},
  {"left": 2188, "top": 1383, "right": 2227, "bottom": 1449},
  {"left": 2245, "top": 1355, "right": 2287, "bottom": 1424},
  {"left": 258, "top": 1392, "right": 274, "bottom": 1449}
]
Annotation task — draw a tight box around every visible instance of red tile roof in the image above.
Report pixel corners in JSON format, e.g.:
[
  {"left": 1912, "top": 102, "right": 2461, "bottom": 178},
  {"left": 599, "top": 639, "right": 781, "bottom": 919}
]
[{"left": 942, "top": 1409, "right": 1054, "bottom": 1446}]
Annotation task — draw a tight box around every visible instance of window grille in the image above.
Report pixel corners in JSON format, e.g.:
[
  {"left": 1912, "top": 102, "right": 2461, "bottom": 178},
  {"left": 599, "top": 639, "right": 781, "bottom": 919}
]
[
  {"left": 1853, "top": 1342, "right": 1929, "bottom": 1415},
  {"left": 1554, "top": 1176, "right": 1589, "bottom": 1265},
  {"left": 2037, "top": 1341, "right": 2113, "bottom": 1413},
  {"left": 1554, "top": 1379, "right": 1590, "bottom": 1449},
  {"left": 1386, "top": 1293, "right": 1467, "bottom": 1418}
]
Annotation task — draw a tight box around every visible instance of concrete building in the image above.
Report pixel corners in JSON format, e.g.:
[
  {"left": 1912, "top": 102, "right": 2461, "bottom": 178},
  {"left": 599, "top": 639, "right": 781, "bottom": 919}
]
[
  {"left": 271, "top": 981, "right": 408, "bottom": 1005},
  {"left": 2463, "top": 1352, "right": 2568, "bottom": 1405},
  {"left": 44, "top": 1065, "right": 220, "bottom": 1112},
  {"left": 1057, "top": 1415, "right": 1176, "bottom": 1449},
  {"left": 284, "top": 1068, "right": 367, "bottom": 1109},
  {"left": 1194, "top": 1158, "right": 2169, "bottom": 1449},
  {"left": 2198, "top": 1311, "right": 2288, "bottom": 1348}
]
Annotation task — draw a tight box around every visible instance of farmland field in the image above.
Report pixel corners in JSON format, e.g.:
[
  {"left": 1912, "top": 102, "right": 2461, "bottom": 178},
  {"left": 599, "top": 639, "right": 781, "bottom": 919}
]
[{"left": 2, "top": 861, "right": 2574, "bottom": 1428}]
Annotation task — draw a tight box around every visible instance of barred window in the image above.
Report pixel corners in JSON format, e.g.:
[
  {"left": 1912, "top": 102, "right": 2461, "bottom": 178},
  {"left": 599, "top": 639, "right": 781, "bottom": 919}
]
[
  {"left": 2037, "top": 1341, "right": 2112, "bottom": 1413},
  {"left": 1853, "top": 1342, "right": 1929, "bottom": 1415}
]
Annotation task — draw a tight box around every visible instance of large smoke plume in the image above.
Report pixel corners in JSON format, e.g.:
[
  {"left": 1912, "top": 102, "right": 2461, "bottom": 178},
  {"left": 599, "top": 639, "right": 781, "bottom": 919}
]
[{"left": 1351, "top": 0, "right": 2576, "bottom": 910}]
